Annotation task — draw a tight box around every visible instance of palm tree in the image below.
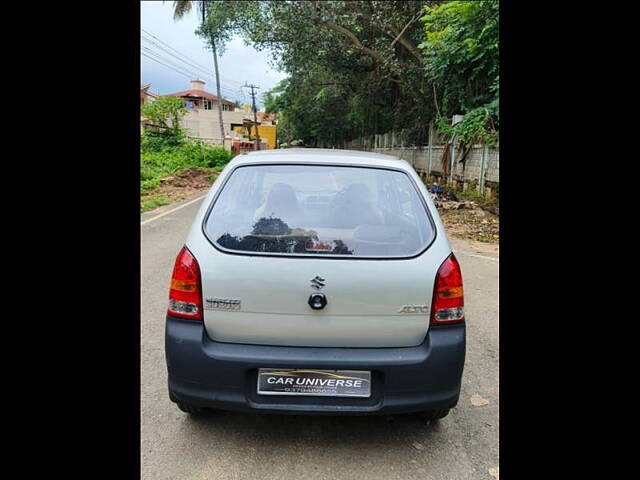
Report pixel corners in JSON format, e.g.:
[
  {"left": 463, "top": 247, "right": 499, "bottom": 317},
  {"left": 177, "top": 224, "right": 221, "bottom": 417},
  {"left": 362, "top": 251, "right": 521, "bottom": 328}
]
[{"left": 171, "top": 1, "right": 226, "bottom": 143}]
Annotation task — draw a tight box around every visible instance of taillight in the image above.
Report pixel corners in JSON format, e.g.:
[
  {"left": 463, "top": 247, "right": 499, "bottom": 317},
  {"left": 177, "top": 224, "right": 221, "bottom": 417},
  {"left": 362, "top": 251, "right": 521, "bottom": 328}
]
[
  {"left": 430, "top": 253, "right": 464, "bottom": 326},
  {"left": 167, "top": 246, "right": 203, "bottom": 321}
]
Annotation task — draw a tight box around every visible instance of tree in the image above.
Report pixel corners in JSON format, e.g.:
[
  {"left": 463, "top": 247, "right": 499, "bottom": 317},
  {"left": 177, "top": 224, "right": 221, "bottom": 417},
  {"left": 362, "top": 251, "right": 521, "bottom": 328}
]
[
  {"left": 141, "top": 96, "right": 188, "bottom": 138},
  {"left": 419, "top": 1, "right": 499, "bottom": 118},
  {"left": 419, "top": 0, "right": 499, "bottom": 169},
  {"left": 199, "top": 1, "right": 441, "bottom": 146},
  {"left": 171, "top": 1, "right": 226, "bottom": 141},
  {"left": 194, "top": 1, "right": 498, "bottom": 150}
]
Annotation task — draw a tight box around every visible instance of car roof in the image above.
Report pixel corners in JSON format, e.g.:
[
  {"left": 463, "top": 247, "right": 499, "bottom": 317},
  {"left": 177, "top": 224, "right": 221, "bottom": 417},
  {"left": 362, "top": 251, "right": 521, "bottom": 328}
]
[{"left": 227, "top": 148, "right": 412, "bottom": 170}]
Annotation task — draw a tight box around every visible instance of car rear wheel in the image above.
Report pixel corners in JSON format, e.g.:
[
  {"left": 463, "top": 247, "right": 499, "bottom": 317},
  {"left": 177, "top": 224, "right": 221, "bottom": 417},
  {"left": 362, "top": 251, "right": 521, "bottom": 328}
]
[
  {"left": 176, "top": 401, "right": 206, "bottom": 416},
  {"left": 419, "top": 409, "right": 450, "bottom": 421}
]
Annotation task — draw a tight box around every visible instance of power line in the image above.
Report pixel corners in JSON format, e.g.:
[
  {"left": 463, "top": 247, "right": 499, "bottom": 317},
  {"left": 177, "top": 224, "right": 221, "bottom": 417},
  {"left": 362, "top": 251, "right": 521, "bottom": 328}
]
[
  {"left": 142, "top": 28, "right": 213, "bottom": 73},
  {"left": 141, "top": 28, "right": 261, "bottom": 108},
  {"left": 142, "top": 38, "right": 210, "bottom": 79},
  {"left": 142, "top": 52, "right": 194, "bottom": 81},
  {"left": 142, "top": 46, "right": 203, "bottom": 80},
  {"left": 141, "top": 60, "right": 235, "bottom": 102},
  {"left": 142, "top": 35, "right": 216, "bottom": 81},
  {"left": 141, "top": 28, "right": 245, "bottom": 87},
  {"left": 141, "top": 29, "right": 261, "bottom": 104},
  {"left": 141, "top": 41, "right": 243, "bottom": 97},
  {"left": 142, "top": 48, "right": 240, "bottom": 99}
]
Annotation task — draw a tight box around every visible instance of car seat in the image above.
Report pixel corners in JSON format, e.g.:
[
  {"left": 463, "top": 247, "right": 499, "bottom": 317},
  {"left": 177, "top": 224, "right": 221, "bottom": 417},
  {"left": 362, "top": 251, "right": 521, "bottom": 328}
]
[
  {"left": 253, "top": 183, "right": 302, "bottom": 227},
  {"left": 328, "top": 183, "right": 384, "bottom": 229}
]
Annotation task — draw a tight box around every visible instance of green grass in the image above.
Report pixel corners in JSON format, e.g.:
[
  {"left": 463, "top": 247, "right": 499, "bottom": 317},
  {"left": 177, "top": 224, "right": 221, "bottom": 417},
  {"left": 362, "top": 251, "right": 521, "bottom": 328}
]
[
  {"left": 141, "top": 136, "right": 232, "bottom": 195},
  {"left": 140, "top": 167, "right": 221, "bottom": 213},
  {"left": 141, "top": 195, "right": 170, "bottom": 212}
]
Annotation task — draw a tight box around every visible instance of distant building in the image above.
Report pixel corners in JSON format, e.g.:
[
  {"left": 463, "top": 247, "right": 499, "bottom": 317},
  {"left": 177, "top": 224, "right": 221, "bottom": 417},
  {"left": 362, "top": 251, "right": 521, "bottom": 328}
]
[
  {"left": 232, "top": 120, "right": 277, "bottom": 150},
  {"left": 164, "top": 80, "right": 259, "bottom": 145},
  {"left": 165, "top": 79, "right": 235, "bottom": 112},
  {"left": 256, "top": 111, "right": 277, "bottom": 126},
  {"left": 140, "top": 83, "right": 159, "bottom": 105},
  {"left": 140, "top": 80, "right": 278, "bottom": 149}
]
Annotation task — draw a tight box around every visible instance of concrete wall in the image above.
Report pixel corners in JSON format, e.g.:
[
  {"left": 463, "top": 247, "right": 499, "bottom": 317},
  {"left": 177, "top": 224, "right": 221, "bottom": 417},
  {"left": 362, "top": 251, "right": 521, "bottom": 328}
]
[
  {"left": 367, "top": 145, "right": 499, "bottom": 184},
  {"left": 180, "top": 110, "right": 254, "bottom": 145}
]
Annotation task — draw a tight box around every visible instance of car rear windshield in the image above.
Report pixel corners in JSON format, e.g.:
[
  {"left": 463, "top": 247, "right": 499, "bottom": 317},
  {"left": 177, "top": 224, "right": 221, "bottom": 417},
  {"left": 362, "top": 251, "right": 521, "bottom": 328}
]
[{"left": 204, "top": 164, "right": 434, "bottom": 258}]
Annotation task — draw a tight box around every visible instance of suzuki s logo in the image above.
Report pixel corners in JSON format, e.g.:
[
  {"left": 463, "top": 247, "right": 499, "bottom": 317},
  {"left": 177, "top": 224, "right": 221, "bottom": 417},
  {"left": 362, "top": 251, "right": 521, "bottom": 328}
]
[
  {"left": 398, "top": 305, "right": 430, "bottom": 314},
  {"left": 310, "top": 276, "right": 325, "bottom": 290}
]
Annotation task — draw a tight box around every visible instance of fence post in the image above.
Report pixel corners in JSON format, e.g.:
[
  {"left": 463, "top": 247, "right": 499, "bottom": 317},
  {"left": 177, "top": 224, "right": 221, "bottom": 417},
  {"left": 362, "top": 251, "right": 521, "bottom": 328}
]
[
  {"left": 450, "top": 137, "right": 456, "bottom": 185},
  {"left": 479, "top": 144, "right": 488, "bottom": 194},
  {"left": 449, "top": 115, "right": 464, "bottom": 185},
  {"left": 427, "top": 122, "right": 433, "bottom": 177}
]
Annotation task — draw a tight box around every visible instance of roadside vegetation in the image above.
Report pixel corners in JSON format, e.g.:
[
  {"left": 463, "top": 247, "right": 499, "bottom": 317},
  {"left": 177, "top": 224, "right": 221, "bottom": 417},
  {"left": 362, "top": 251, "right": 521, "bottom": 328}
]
[
  {"left": 141, "top": 134, "right": 231, "bottom": 192},
  {"left": 140, "top": 134, "right": 231, "bottom": 212},
  {"left": 197, "top": 1, "right": 498, "bottom": 150},
  {"left": 140, "top": 97, "right": 232, "bottom": 212},
  {"left": 442, "top": 183, "right": 499, "bottom": 213}
]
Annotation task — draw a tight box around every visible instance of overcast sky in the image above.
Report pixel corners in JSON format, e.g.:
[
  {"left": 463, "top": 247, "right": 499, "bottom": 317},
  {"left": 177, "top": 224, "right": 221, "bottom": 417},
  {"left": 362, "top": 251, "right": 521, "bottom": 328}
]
[{"left": 140, "top": 1, "right": 286, "bottom": 108}]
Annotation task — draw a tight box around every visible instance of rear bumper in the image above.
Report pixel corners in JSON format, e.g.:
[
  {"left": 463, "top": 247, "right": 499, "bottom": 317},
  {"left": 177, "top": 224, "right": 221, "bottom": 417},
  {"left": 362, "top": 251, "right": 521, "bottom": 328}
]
[{"left": 165, "top": 315, "right": 465, "bottom": 415}]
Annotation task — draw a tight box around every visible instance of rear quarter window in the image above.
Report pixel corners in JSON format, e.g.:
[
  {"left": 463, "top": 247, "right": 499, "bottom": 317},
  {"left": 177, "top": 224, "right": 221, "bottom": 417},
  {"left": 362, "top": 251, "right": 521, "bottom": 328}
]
[{"left": 203, "top": 164, "right": 435, "bottom": 258}]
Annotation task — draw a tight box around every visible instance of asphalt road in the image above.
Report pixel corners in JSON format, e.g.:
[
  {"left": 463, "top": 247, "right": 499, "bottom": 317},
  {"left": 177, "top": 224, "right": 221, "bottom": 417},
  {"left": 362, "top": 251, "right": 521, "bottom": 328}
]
[{"left": 141, "top": 192, "right": 499, "bottom": 480}]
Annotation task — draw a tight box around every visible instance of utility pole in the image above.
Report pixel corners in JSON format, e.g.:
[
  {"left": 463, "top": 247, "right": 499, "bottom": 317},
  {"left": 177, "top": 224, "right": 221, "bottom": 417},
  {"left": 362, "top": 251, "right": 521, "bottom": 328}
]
[{"left": 243, "top": 82, "right": 261, "bottom": 150}]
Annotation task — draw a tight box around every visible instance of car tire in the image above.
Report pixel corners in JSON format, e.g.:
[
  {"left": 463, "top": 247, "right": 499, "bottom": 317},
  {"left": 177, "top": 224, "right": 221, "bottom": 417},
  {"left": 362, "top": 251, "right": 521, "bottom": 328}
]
[
  {"left": 176, "top": 402, "right": 206, "bottom": 416},
  {"left": 419, "top": 409, "right": 450, "bottom": 421}
]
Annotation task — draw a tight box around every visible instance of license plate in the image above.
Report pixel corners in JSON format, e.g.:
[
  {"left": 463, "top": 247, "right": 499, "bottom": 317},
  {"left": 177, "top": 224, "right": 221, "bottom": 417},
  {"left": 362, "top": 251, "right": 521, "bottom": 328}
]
[{"left": 257, "top": 369, "right": 371, "bottom": 398}]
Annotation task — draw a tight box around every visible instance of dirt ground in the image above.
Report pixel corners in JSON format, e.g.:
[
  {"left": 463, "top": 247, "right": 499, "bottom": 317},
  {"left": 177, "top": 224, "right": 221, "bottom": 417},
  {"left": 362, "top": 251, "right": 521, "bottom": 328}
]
[
  {"left": 141, "top": 168, "right": 219, "bottom": 204},
  {"left": 438, "top": 207, "right": 499, "bottom": 246}
]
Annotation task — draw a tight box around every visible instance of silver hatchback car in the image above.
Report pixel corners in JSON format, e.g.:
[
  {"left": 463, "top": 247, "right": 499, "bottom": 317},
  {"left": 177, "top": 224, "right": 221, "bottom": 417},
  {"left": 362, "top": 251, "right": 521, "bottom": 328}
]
[{"left": 165, "top": 149, "right": 465, "bottom": 419}]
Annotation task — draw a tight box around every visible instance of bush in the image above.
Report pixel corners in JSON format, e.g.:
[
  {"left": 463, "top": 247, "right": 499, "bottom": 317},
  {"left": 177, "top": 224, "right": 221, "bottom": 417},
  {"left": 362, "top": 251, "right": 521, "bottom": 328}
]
[
  {"left": 140, "top": 135, "right": 232, "bottom": 193},
  {"left": 141, "top": 130, "right": 186, "bottom": 152},
  {"left": 456, "top": 184, "right": 499, "bottom": 210}
]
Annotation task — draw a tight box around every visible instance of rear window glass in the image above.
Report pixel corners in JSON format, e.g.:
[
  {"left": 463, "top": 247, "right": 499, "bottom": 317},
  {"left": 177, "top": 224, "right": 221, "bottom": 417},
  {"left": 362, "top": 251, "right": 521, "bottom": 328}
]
[{"left": 204, "top": 164, "right": 434, "bottom": 257}]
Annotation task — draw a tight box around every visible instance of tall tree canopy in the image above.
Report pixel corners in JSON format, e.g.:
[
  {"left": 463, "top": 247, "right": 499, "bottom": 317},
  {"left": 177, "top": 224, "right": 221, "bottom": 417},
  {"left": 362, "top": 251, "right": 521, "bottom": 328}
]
[
  {"left": 198, "top": 0, "right": 498, "bottom": 147},
  {"left": 420, "top": 0, "right": 499, "bottom": 117},
  {"left": 420, "top": 0, "right": 499, "bottom": 150}
]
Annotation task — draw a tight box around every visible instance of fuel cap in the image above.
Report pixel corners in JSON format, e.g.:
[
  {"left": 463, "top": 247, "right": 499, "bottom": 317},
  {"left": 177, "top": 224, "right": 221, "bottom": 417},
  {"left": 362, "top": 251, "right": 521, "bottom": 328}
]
[{"left": 308, "top": 292, "right": 327, "bottom": 310}]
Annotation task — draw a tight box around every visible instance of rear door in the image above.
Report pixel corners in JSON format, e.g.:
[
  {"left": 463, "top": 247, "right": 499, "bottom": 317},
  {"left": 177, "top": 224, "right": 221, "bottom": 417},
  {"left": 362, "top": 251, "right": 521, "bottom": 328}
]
[{"left": 190, "top": 162, "right": 451, "bottom": 348}]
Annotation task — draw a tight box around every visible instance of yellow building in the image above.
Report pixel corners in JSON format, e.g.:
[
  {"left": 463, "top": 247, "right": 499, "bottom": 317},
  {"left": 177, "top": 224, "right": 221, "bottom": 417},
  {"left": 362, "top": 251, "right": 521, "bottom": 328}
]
[{"left": 233, "top": 124, "right": 277, "bottom": 150}]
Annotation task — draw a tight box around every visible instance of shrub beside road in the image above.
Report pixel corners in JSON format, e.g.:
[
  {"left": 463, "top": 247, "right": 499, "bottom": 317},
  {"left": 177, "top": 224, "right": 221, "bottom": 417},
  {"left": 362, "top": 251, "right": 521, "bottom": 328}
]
[{"left": 140, "top": 132, "right": 231, "bottom": 212}]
